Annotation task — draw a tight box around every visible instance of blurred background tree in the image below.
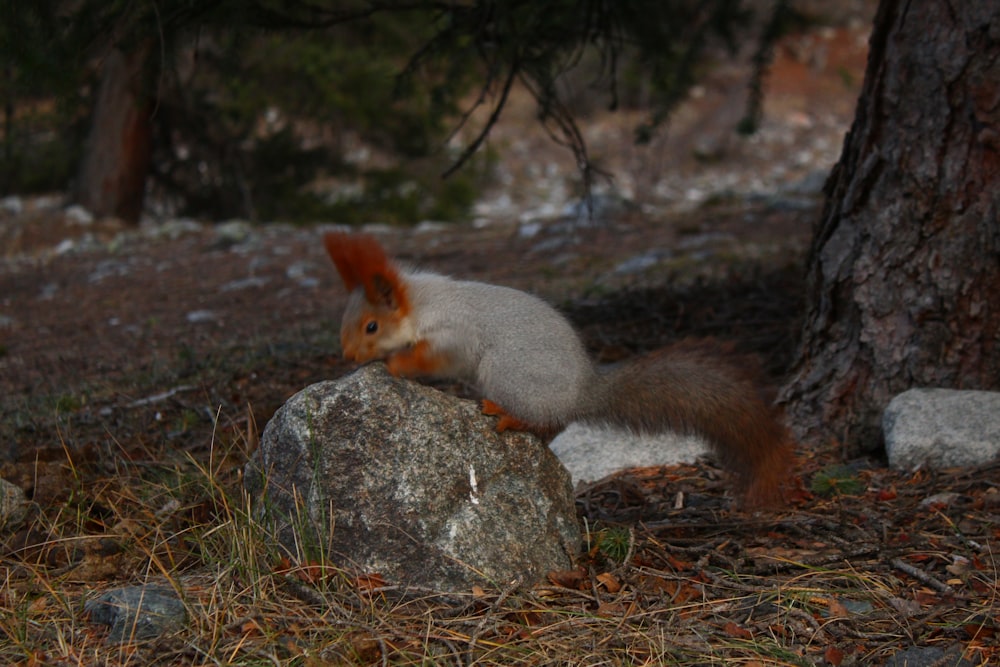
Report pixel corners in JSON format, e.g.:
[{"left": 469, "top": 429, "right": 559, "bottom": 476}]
[
  {"left": 1, "top": 0, "right": 783, "bottom": 224},
  {"left": 1, "top": 1, "right": 90, "bottom": 195}
]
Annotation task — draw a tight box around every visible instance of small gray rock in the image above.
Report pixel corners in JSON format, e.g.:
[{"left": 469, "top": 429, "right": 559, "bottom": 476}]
[
  {"left": 245, "top": 364, "right": 580, "bottom": 592},
  {"left": 883, "top": 645, "right": 975, "bottom": 667},
  {"left": 85, "top": 585, "right": 187, "bottom": 642},
  {"left": 1, "top": 478, "right": 29, "bottom": 531},
  {"left": 883, "top": 389, "right": 1000, "bottom": 471},
  {"left": 185, "top": 309, "right": 218, "bottom": 323}
]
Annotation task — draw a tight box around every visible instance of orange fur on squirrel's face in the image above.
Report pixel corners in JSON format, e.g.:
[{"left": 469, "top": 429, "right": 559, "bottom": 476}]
[
  {"left": 324, "top": 232, "right": 415, "bottom": 363},
  {"left": 339, "top": 291, "right": 415, "bottom": 363}
]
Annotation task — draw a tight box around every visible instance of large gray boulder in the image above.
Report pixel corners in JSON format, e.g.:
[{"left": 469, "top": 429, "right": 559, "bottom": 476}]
[
  {"left": 245, "top": 364, "right": 580, "bottom": 592},
  {"left": 883, "top": 388, "right": 1000, "bottom": 471}
]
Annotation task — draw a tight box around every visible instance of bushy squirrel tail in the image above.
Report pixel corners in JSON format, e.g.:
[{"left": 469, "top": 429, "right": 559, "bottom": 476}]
[{"left": 579, "top": 340, "right": 793, "bottom": 506}]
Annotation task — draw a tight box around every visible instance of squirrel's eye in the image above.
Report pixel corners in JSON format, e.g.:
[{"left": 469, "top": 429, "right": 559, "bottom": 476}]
[{"left": 365, "top": 320, "right": 378, "bottom": 334}]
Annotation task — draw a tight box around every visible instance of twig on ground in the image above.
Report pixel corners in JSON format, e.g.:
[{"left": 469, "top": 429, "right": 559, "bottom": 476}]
[{"left": 889, "top": 557, "right": 961, "bottom": 598}]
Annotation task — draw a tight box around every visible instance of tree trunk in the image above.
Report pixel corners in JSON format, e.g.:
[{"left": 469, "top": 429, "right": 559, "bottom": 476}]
[
  {"left": 75, "top": 46, "right": 154, "bottom": 224},
  {"left": 779, "top": 0, "right": 1000, "bottom": 456}
]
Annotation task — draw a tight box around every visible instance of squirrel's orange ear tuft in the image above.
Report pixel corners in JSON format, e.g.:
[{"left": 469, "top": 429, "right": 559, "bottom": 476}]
[
  {"left": 322, "top": 232, "right": 409, "bottom": 312},
  {"left": 323, "top": 231, "right": 365, "bottom": 292}
]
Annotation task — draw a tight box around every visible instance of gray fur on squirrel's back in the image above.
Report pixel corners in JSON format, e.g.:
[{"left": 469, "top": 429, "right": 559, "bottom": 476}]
[{"left": 404, "top": 271, "right": 596, "bottom": 427}]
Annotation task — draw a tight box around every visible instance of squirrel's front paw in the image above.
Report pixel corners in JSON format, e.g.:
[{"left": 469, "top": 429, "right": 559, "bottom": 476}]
[
  {"left": 385, "top": 355, "right": 405, "bottom": 377},
  {"left": 481, "top": 400, "right": 537, "bottom": 434}
]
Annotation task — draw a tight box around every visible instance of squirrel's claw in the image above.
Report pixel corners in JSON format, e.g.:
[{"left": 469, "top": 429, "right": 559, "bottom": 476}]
[{"left": 481, "top": 399, "right": 551, "bottom": 436}]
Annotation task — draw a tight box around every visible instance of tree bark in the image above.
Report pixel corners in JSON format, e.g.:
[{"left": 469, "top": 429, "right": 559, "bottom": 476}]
[
  {"left": 779, "top": 0, "right": 1000, "bottom": 456},
  {"left": 75, "top": 46, "right": 154, "bottom": 224}
]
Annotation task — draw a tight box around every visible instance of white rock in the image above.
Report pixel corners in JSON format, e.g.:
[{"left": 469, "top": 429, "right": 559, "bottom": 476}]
[
  {"left": 87, "top": 259, "right": 131, "bottom": 283},
  {"left": 1, "top": 195, "right": 23, "bottom": 215},
  {"left": 220, "top": 276, "right": 271, "bottom": 292},
  {"left": 151, "top": 218, "right": 203, "bottom": 240},
  {"left": 54, "top": 238, "right": 76, "bottom": 255},
  {"left": 38, "top": 283, "right": 58, "bottom": 300},
  {"left": 214, "top": 219, "right": 254, "bottom": 244},
  {"left": 883, "top": 388, "right": 1000, "bottom": 471},
  {"left": 414, "top": 220, "right": 449, "bottom": 233},
  {"left": 285, "top": 261, "right": 319, "bottom": 288},
  {"left": 359, "top": 223, "right": 394, "bottom": 235},
  {"left": 614, "top": 251, "right": 664, "bottom": 275},
  {"left": 32, "top": 194, "right": 63, "bottom": 211},
  {"left": 65, "top": 204, "right": 94, "bottom": 225},
  {"left": 185, "top": 310, "right": 218, "bottom": 323},
  {"left": 550, "top": 422, "right": 710, "bottom": 484},
  {"left": 518, "top": 222, "right": 543, "bottom": 238}
]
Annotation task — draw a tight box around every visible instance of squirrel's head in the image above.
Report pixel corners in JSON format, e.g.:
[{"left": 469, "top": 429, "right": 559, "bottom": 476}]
[
  {"left": 340, "top": 282, "right": 415, "bottom": 363},
  {"left": 324, "top": 231, "right": 414, "bottom": 363}
]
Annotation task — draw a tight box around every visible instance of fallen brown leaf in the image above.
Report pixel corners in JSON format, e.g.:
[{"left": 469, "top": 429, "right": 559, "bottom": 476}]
[
  {"left": 824, "top": 645, "right": 845, "bottom": 665},
  {"left": 596, "top": 571, "right": 621, "bottom": 593},
  {"left": 723, "top": 621, "right": 752, "bottom": 639}
]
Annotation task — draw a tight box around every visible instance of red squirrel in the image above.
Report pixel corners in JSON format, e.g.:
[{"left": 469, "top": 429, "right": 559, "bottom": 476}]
[{"left": 323, "top": 231, "right": 791, "bottom": 505}]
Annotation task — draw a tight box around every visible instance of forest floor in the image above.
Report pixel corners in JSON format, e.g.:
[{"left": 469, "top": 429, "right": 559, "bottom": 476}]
[{"left": 1, "top": 4, "right": 997, "bottom": 665}]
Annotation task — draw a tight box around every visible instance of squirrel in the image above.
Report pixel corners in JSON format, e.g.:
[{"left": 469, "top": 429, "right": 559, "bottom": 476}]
[{"left": 323, "top": 231, "right": 792, "bottom": 505}]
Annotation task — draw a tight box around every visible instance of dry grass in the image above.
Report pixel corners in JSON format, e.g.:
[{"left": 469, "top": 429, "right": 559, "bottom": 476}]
[{"left": 2, "top": 398, "right": 997, "bottom": 666}]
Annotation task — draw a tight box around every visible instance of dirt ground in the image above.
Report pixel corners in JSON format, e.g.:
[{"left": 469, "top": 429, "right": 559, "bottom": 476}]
[{"left": 0, "top": 207, "right": 819, "bottom": 489}]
